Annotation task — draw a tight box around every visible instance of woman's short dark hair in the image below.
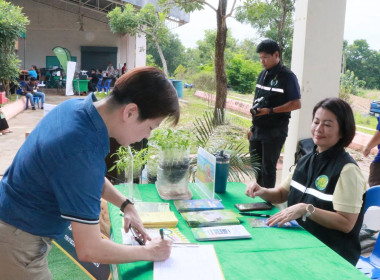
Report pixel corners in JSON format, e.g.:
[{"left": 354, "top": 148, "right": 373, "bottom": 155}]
[
  {"left": 256, "top": 39, "right": 281, "bottom": 55},
  {"left": 108, "top": 66, "right": 180, "bottom": 125},
  {"left": 312, "top": 97, "right": 356, "bottom": 148}
]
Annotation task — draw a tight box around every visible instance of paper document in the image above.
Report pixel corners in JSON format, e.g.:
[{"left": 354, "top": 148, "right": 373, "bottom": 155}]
[{"left": 154, "top": 245, "right": 224, "bottom": 280}]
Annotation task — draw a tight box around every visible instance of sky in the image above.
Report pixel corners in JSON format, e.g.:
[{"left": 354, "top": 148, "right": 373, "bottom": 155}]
[{"left": 172, "top": 0, "right": 380, "bottom": 51}]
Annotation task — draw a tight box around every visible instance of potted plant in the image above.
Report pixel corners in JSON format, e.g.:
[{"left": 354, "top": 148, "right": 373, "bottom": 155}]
[
  {"left": 109, "top": 146, "right": 148, "bottom": 184},
  {"left": 149, "top": 128, "right": 192, "bottom": 200}
]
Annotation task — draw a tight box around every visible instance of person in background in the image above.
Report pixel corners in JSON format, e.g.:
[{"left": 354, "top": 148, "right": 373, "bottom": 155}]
[
  {"left": 246, "top": 97, "right": 367, "bottom": 265},
  {"left": 248, "top": 39, "right": 301, "bottom": 189},
  {"left": 22, "top": 77, "right": 46, "bottom": 110},
  {"left": 88, "top": 68, "right": 99, "bottom": 92},
  {"left": 0, "top": 66, "right": 179, "bottom": 279},
  {"left": 20, "top": 65, "right": 38, "bottom": 80},
  {"left": 106, "top": 62, "right": 114, "bottom": 77},
  {"left": 97, "top": 69, "right": 104, "bottom": 79},
  {"left": 0, "top": 105, "right": 12, "bottom": 136},
  {"left": 363, "top": 116, "right": 380, "bottom": 187},
  {"left": 121, "top": 63, "right": 127, "bottom": 75}
]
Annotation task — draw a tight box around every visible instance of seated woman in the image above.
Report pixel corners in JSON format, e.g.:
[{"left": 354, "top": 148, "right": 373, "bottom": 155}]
[{"left": 246, "top": 97, "right": 368, "bottom": 265}]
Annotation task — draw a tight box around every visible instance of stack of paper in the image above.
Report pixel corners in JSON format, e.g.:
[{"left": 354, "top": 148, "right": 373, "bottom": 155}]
[
  {"left": 181, "top": 210, "right": 241, "bottom": 228},
  {"left": 139, "top": 211, "right": 178, "bottom": 228},
  {"left": 191, "top": 225, "right": 252, "bottom": 241},
  {"left": 154, "top": 245, "right": 224, "bottom": 280},
  {"left": 134, "top": 202, "right": 171, "bottom": 213},
  {"left": 174, "top": 199, "right": 224, "bottom": 212}
]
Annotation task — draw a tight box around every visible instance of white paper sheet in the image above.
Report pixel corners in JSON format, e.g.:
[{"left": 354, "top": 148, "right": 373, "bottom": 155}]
[{"left": 153, "top": 245, "right": 224, "bottom": 280}]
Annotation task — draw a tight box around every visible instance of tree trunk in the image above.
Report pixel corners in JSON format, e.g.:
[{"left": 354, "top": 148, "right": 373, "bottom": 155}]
[
  {"left": 214, "top": 0, "right": 228, "bottom": 123},
  {"left": 155, "top": 39, "right": 169, "bottom": 77}
]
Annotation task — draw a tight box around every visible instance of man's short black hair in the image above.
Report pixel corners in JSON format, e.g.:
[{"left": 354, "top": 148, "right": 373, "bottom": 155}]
[
  {"left": 256, "top": 39, "right": 281, "bottom": 55},
  {"left": 30, "top": 77, "right": 36, "bottom": 81}
]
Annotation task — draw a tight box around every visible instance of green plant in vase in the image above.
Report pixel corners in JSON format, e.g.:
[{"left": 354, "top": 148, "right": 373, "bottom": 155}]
[
  {"left": 109, "top": 146, "right": 148, "bottom": 184},
  {"left": 149, "top": 128, "right": 192, "bottom": 200}
]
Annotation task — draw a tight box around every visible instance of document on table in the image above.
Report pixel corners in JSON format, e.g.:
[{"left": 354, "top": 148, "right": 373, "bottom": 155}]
[{"left": 153, "top": 244, "right": 224, "bottom": 280}]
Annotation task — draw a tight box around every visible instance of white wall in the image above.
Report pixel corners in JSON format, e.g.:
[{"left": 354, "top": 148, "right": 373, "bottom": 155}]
[{"left": 13, "top": 0, "right": 134, "bottom": 71}]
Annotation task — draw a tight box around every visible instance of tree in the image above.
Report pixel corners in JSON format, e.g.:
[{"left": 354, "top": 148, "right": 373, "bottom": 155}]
[
  {"left": 159, "top": 0, "right": 238, "bottom": 122},
  {"left": 0, "top": 0, "right": 29, "bottom": 95},
  {"left": 226, "top": 53, "right": 262, "bottom": 94},
  {"left": 344, "top": 39, "right": 380, "bottom": 89},
  {"left": 108, "top": 4, "right": 171, "bottom": 76},
  {"left": 147, "top": 32, "right": 186, "bottom": 76},
  {"left": 235, "top": 0, "right": 295, "bottom": 64}
]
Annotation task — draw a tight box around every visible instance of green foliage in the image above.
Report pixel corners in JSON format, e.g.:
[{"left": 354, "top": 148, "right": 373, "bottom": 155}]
[
  {"left": 146, "top": 31, "right": 185, "bottom": 75},
  {"left": 193, "top": 71, "right": 216, "bottom": 93},
  {"left": 107, "top": 5, "right": 138, "bottom": 36},
  {"left": 339, "top": 70, "right": 365, "bottom": 102},
  {"left": 226, "top": 53, "right": 262, "bottom": 94},
  {"left": 0, "top": 0, "right": 29, "bottom": 92},
  {"left": 192, "top": 110, "right": 259, "bottom": 182},
  {"left": 107, "top": 3, "right": 170, "bottom": 75},
  {"left": 146, "top": 54, "right": 159, "bottom": 68},
  {"left": 149, "top": 128, "right": 191, "bottom": 150},
  {"left": 344, "top": 39, "right": 380, "bottom": 89},
  {"left": 174, "top": 64, "right": 186, "bottom": 80},
  {"left": 235, "top": 0, "right": 295, "bottom": 64},
  {"left": 109, "top": 146, "right": 148, "bottom": 176}
]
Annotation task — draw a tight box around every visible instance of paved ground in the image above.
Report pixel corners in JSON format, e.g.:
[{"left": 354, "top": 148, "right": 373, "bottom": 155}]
[{"left": 0, "top": 91, "right": 82, "bottom": 177}]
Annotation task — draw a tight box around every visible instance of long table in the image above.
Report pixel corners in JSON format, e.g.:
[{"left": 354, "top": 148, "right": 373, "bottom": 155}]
[{"left": 108, "top": 183, "right": 368, "bottom": 280}]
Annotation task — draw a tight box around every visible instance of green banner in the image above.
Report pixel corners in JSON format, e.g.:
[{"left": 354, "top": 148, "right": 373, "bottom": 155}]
[{"left": 52, "top": 46, "right": 71, "bottom": 74}]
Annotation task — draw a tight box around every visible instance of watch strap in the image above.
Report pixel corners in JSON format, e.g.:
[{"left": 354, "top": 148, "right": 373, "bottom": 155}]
[
  {"left": 302, "top": 204, "right": 315, "bottom": 222},
  {"left": 120, "top": 198, "right": 134, "bottom": 213}
]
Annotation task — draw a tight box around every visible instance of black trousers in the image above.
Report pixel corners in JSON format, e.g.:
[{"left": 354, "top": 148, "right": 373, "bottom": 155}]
[{"left": 249, "top": 137, "right": 286, "bottom": 188}]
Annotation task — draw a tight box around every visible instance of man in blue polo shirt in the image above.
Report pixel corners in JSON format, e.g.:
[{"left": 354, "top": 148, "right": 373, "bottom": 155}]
[
  {"left": 0, "top": 67, "right": 179, "bottom": 279},
  {"left": 248, "top": 39, "right": 301, "bottom": 189}
]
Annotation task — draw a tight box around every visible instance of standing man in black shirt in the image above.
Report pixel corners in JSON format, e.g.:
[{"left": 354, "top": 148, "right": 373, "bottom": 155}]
[{"left": 249, "top": 39, "right": 301, "bottom": 188}]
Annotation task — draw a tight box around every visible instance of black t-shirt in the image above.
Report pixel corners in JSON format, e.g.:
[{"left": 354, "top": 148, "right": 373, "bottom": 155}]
[{"left": 90, "top": 73, "right": 99, "bottom": 85}]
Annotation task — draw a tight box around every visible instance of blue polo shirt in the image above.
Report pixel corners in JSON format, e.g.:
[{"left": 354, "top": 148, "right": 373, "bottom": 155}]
[
  {"left": 0, "top": 94, "right": 109, "bottom": 239},
  {"left": 375, "top": 116, "right": 380, "bottom": 163}
]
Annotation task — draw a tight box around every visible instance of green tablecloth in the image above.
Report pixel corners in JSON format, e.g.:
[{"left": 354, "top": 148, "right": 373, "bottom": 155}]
[{"left": 109, "top": 183, "right": 367, "bottom": 280}]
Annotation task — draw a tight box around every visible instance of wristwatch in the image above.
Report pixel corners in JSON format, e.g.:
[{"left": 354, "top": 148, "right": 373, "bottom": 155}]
[
  {"left": 302, "top": 204, "right": 315, "bottom": 222},
  {"left": 120, "top": 198, "right": 134, "bottom": 213},
  {"left": 269, "top": 107, "right": 274, "bottom": 114}
]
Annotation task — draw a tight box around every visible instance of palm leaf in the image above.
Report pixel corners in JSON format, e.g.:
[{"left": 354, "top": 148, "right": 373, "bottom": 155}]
[{"left": 191, "top": 109, "right": 260, "bottom": 182}]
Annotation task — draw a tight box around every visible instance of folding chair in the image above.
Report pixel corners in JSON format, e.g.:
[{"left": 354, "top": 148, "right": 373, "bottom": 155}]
[
  {"left": 103, "top": 79, "right": 112, "bottom": 93},
  {"left": 356, "top": 185, "right": 380, "bottom": 279},
  {"left": 96, "top": 78, "right": 103, "bottom": 92}
]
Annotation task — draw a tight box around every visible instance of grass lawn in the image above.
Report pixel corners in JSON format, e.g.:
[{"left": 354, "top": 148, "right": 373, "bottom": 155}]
[{"left": 48, "top": 243, "right": 92, "bottom": 280}]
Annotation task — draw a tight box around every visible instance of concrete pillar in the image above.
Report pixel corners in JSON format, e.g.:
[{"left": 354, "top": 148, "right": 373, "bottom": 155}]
[
  {"left": 126, "top": 34, "right": 136, "bottom": 72},
  {"left": 281, "top": 0, "right": 347, "bottom": 181},
  {"left": 119, "top": 34, "right": 128, "bottom": 69},
  {"left": 135, "top": 33, "right": 146, "bottom": 68}
]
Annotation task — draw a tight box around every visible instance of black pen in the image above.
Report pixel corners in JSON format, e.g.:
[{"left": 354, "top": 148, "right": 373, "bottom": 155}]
[{"left": 239, "top": 212, "right": 271, "bottom": 218}]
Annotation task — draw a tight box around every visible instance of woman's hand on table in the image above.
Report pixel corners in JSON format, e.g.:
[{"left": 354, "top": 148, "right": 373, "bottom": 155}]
[
  {"left": 145, "top": 237, "right": 173, "bottom": 261},
  {"left": 266, "top": 203, "right": 306, "bottom": 227},
  {"left": 245, "top": 182, "right": 264, "bottom": 198},
  {"left": 123, "top": 204, "right": 151, "bottom": 243}
]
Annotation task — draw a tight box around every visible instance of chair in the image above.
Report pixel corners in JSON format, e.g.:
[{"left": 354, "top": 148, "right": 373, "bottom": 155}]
[
  {"left": 356, "top": 186, "right": 380, "bottom": 279},
  {"left": 25, "top": 96, "right": 40, "bottom": 109},
  {"left": 103, "top": 79, "right": 112, "bottom": 93},
  {"left": 96, "top": 78, "right": 103, "bottom": 92}
]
